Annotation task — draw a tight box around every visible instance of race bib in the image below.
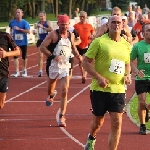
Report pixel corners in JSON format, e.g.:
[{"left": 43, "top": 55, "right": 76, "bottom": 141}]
[
  {"left": 38, "top": 27, "right": 47, "bottom": 34},
  {"left": 144, "top": 53, "right": 150, "bottom": 63},
  {"left": 15, "top": 34, "right": 23, "bottom": 40},
  {"left": 109, "top": 59, "right": 125, "bottom": 75}
]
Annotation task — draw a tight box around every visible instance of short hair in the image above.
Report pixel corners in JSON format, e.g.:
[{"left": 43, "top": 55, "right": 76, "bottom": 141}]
[
  {"left": 111, "top": 7, "right": 121, "bottom": 14},
  {"left": 80, "top": 11, "right": 87, "bottom": 16},
  {"left": 16, "top": 8, "right": 23, "bottom": 13},
  {"left": 39, "top": 11, "right": 46, "bottom": 15},
  {"left": 142, "top": 23, "right": 150, "bottom": 32}
]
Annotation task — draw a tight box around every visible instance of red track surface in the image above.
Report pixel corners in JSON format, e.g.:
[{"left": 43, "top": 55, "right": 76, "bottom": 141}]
[{"left": 0, "top": 46, "right": 150, "bottom": 150}]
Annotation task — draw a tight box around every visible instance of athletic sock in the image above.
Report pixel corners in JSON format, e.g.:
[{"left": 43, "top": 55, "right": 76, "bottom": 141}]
[{"left": 88, "top": 134, "right": 96, "bottom": 140}]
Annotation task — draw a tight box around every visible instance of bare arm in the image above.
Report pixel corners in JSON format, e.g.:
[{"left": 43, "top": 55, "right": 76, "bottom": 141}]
[
  {"left": 71, "top": 33, "right": 81, "bottom": 59},
  {"left": 131, "top": 60, "right": 145, "bottom": 78},
  {"left": 124, "top": 25, "right": 132, "bottom": 43},
  {"left": 44, "top": 20, "right": 53, "bottom": 32},
  {"left": 94, "top": 24, "right": 107, "bottom": 38},
  {"left": 0, "top": 46, "right": 20, "bottom": 58},
  {"left": 74, "top": 36, "right": 81, "bottom": 45},
  {"left": 132, "top": 35, "right": 139, "bottom": 45},
  {"left": 125, "top": 62, "right": 131, "bottom": 74},
  {"left": 40, "top": 32, "right": 53, "bottom": 56}
]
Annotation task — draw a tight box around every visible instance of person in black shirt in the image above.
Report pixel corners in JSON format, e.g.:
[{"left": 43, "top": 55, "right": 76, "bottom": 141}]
[{"left": 0, "top": 31, "right": 20, "bottom": 109}]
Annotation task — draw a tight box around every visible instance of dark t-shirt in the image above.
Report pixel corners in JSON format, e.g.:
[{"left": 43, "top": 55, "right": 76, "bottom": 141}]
[{"left": 0, "top": 31, "right": 17, "bottom": 77}]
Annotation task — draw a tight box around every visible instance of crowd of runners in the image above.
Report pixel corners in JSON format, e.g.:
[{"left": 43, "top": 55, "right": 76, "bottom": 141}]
[{"left": 0, "top": 4, "right": 150, "bottom": 150}]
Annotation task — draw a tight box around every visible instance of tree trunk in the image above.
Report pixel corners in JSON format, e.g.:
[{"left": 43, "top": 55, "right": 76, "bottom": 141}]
[
  {"left": 81, "top": 0, "right": 85, "bottom": 11},
  {"left": 31, "top": 1, "right": 36, "bottom": 19},
  {"left": 69, "top": 0, "right": 72, "bottom": 18},
  {"left": 28, "top": 2, "right": 32, "bottom": 17},
  {"left": 56, "top": 0, "right": 58, "bottom": 17},
  {"left": 41, "top": 0, "right": 45, "bottom": 11},
  {"left": 51, "top": 0, "right": 54, "bottom": 14}
]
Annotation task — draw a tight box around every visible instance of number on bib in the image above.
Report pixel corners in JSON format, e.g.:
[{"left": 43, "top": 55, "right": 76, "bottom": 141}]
[
  {"left": 144, "top": 53, "right": 150, "bottom": 63},
  {"left": 109, "top": 59, "right": 125, "bottom": 75},
  {"left": 15, "top": 34, "right": 23, "bottom": 40}
]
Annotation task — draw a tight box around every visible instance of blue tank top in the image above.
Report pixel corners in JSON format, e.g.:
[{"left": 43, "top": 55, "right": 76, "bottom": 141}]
[{"left": 38, "top": 21, "right": 49, "bottom": 40}]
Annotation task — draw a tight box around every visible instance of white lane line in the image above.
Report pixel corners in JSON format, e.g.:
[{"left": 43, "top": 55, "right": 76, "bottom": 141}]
[
  {"left": 56, "top": 84, "right": 90, "bottom": 148},
  {"left": 5, "top": 81, "right": 46, "bottom": 103},
  {"left": 0, "top": 137, "right": 70, "bottom": 141},
  {"left": 8, "top": 101, "right": 60, "bottom": 103}
]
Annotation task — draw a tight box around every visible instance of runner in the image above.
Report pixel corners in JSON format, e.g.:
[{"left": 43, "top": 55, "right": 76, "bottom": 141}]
[
  {"left": 74, "top": 11, "right": 94, "bottom": 83},
  {"left": 40, "top": 15, "right": 82, "bottom": 127},
  {"left": 83, "top": 15, "right": 131, "bottom": 150},
  {"left": 9, "top": 9, "right": 30, "bottom": 77},
  {"left": 95, "top": 7, "right": 132, "bottom": 43},
  {"left": 33, "top": 11, "right": 53, "bottom": 77},
  {"left": 130, "top": 23, "right": 150, "bottom": 135},
  {"left": 0, "top": 31, "right": 20, "bottom": 109}
]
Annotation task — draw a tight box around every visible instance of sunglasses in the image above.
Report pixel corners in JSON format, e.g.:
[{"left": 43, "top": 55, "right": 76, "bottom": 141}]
[{"left": 111, "top": 21, "right": 121, "bottom": 25}]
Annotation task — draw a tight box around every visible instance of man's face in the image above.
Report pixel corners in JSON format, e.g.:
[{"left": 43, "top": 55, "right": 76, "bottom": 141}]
[
  {"left": 39, "top": 12, "right": 46, "bottom": 21},
  {"left": 58, "top": 22, "right": 69, "bottom": 32},
  {"left": 128, "top": 6, "right": 132, "bottom": 12},
  {"left": 16, "top": 9, "right": 23, "bottom": 19},
  {"left": 80, "top": 12, "right": 87, "bottom": 22},
  {"left": 129, "top": 13, "right": 134, "bottom": 19},
  {"left": 143, "top": 24, "right": 150, "bottom": 40},
  {"left": 108, "top": 16, "right": 122, "bottom": 33},
  {"left": 111, "top": 10, "right": 122, "bottom": 16},
  {"left": 139, "top": 16, "right": 146, "bottom": 25}
]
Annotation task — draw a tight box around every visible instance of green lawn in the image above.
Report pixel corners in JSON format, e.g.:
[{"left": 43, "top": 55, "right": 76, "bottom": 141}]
[
  {"left": 0, "top": 14, "right": 57, "bottom": 27},
  {"left": 130, "top": 93, "right": 150, "bottom": 130}
]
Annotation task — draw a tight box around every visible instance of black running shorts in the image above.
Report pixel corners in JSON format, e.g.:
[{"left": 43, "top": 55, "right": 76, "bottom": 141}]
[
  {"left": 91, "top": 90, "right": 125, "bottom": 116},
  {"left": 0, "top": 77, "right": 9, "bottom": 93},
  {"left": 14, "top": 45, "right": 27, "bottom": 59},
  {"left": 135, "top": 80, "right": 150, "bottom": 95}
]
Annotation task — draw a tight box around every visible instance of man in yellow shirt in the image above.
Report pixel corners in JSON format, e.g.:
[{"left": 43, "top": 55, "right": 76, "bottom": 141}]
[{"left": 83, "top": 16, "right": 131, "bottom": 150}]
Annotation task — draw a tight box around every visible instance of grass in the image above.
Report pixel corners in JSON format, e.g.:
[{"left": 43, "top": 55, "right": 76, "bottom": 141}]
[
  {"left": 130, "top": 93, "right": 150, "bottom": 130},
  {"left": 0, "top": 14, "right": 57, "bottom": 27}
]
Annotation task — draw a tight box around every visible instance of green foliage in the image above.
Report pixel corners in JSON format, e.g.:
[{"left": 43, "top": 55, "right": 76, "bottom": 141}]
[
  {"left": 130, "top": 93, "right": 150, "bottom": 130},
  {"left": 110, "top": 0, "right": 130, "bottom": 10}
]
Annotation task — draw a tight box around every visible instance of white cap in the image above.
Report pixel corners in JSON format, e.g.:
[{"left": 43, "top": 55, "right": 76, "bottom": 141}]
[
  {"left": 121, "top": 16, "right": 127, "bottom": 20},
  {"left": 101, "top": 18, "right": 108, "bottom": 26}
]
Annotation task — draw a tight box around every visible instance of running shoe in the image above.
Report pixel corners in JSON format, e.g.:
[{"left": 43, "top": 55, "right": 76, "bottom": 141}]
[
  {"left": 58, "top": 116, "right": 66, "bottom": 127},
  {"left": 38, "top": 71, "right": 43, "bottom": 77},
  {"left": 145, "top": 105, "right": 149, "bottom": 122},
  {"left": 82, "top": 77, "right": 86, "bottom": 84},
  {"left": 139, "top": 126, "right": 147, "bottom": 135},
  {"left": 45, "top": 90, "right": 57, "bottom": 106},
  {"left": 84, "top": 134, "right": 96, "bottom": 150},
  {"left": 22, "top": 70, "right": 27, "bottom": 77},
  {"left": 13, "top": 71, "right": 20, "bottom": 77},
  {"left": 46, "top": 97, "right": 54, "bottom": 106}
]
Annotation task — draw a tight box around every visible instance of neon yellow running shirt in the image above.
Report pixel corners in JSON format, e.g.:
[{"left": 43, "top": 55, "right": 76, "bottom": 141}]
[{"left": 85, "top": 33, "right": 131, "bottom": 93}]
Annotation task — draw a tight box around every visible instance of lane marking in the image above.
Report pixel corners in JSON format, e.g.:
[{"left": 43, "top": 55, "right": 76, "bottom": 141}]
[
  {"left": 56, "top": 84, "right": 90, "bottom": 148},
  {"left": 8, "top": 101, "right": 60, "bottom": 103},
  {"left": 5, "top": 81, "right": 46, "bottom": 103},
  {"left": 0, "top": 137, "right": 70, "bottom": 141}
]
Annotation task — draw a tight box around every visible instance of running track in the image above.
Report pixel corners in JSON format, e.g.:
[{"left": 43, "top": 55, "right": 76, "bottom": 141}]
[{"left": 0, "top": 46, "right": 150, "bottom": 150}]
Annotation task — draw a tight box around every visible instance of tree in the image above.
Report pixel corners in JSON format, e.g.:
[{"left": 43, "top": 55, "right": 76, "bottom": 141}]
[
  {"left": 69, "top": 0, "right": 72, "bottom": 18},
  {"left": 110, "top": 0, "right": 130, "bottom": 10}
]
